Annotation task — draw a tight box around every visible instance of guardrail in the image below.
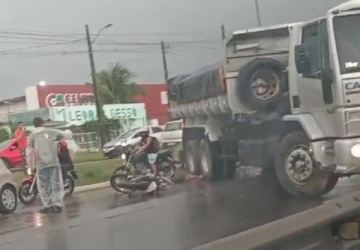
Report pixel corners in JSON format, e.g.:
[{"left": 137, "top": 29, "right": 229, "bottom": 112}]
[{"left": 192, "top": 190, "right": 360, "bottom": 250}]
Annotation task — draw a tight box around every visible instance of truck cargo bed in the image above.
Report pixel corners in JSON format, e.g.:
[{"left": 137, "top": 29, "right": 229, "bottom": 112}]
[{"left": 168, "top": 62, "right": 225, "bottom": 104}]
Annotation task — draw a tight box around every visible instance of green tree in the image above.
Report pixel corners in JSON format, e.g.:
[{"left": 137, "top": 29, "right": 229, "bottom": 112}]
[
  {"left": 96, "top": 64, "right": 142, "bottom": 104},
  {"left": 0, "top": 127, "right": 10, "bottom": 143}
]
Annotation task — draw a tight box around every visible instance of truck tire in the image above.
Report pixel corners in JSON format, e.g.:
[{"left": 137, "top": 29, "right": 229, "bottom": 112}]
[
  {"left": 275, "top": 131, "right": 337, "bottom": 197},
  {"left": 200, "top": 139, "right": 225, "bottom": 181},
  {"left": 237, "top": 58, "right": 286, "bottom": 111},
  {"left": 184, "top": 140, "right": 201, "bottom": 175},
  {"left": 224, "top": 161, "right": 237, "bottom": 180},
  {"left": 200, "top": 139, "right": 213, "bottom": 179}
]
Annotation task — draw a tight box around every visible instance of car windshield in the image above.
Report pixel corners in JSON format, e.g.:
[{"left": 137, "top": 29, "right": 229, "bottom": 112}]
[
  {"left": 0, "top": 139, "right": 11, "bottom": 150},
  {"left": 117, "top": 127, "right": 140, "bottom": 139},
  {"left": 164, "top": 122, "right": 182, "bottom": 131},
  {"left": 334, "top": 14, "right": 360, "bottom": 74}
]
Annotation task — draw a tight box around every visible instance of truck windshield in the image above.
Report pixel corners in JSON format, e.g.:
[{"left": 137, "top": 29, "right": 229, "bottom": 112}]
[{"left": 334, "top": 14, "right": 360, "bottom": 74}]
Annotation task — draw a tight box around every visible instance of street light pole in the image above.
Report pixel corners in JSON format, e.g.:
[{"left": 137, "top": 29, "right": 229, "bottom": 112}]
[
  {"left": 254, "top": 0, "right": 262, "bottom": 27},
  {"left": 85, "top": 24, "right": 107, "bottom": 147},
  {"left": 160, "top": 40, "right": 169, "bottom": 81},
  {"left": 4, "top": 101, "right": 11, "bottom": 125}
]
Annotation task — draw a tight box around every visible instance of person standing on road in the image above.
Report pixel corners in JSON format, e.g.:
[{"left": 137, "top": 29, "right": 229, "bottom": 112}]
[
  {"left": 58, "top": 129, "right": 78, "bottom": 181},
  {"left": 26, "top": 118, "right": 64, "bottom": 214},
  {"left": 14, "top": 122, "right": 27, "bottom": 166}
]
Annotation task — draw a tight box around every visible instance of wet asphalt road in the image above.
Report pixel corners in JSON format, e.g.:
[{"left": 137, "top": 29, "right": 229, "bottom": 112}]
[{"left": 1, "top": 171, "right": 360, "bottom": 250}]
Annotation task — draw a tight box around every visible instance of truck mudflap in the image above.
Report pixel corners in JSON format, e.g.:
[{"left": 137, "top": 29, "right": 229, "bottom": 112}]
[{"left": 192, "top": 190, "right": 360, "bottom": 250}]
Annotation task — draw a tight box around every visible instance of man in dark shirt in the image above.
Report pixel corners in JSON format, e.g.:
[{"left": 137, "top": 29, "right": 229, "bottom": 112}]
[{"left": 137, "top": 130, "right": 160, "bottom": 176}]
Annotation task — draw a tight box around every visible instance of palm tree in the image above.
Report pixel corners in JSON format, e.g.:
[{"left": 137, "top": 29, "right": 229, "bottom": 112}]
[{"left": 96, "top": 64, "right": 141, "bottom": 104}]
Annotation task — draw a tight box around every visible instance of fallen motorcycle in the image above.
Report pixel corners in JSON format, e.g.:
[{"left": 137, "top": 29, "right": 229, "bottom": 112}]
[
  {"left": 18, "top": 167, "right": 77, "bottom": 205},
  {"left": 110, "top": 148, "right": 182, "bottom": 195}
]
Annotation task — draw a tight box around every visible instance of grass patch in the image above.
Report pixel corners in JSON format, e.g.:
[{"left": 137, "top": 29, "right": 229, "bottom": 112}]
[
  {"left": 73, "top": 151, "right": 107, "bottom": 164},
  {"left": 75, "top": 159, "right": 120, "bottom": 186}
]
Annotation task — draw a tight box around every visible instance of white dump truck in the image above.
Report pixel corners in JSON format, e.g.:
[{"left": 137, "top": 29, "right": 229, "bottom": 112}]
[{"left": 168, "top": 0, "right": 360, "bottom": 197}]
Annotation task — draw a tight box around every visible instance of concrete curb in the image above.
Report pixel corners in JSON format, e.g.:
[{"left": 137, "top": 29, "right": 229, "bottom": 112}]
[
  {"left": 74, "top": 181, "right": 110, "bottom": 194},
  {"left": 192, "top": 189, "right": 360, "bottom": 250}
]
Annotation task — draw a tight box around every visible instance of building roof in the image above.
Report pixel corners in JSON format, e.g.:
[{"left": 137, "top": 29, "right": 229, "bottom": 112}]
[{"left": 0, "top": 96, "right": 25, "bottom": 105}]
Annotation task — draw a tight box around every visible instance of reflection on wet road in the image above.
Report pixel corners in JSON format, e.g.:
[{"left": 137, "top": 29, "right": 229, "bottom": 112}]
[{"left": 0, "top": 171, "right": 359, "bottom": 250}]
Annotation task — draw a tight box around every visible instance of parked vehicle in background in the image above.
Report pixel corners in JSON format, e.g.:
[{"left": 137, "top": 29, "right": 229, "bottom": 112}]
[
  {"left": 168, "top": 1, "right": 360, "bottom": 197},
  {"left": 0, "top": 139, "right": 25, "bottom": 170},
  {"left": 160, "top": 120, "right": 183, "bottom": 148},
  {"left": 102, "top": 126, "right": 163, "bottom": 158},
  {"left": 0, "top": 159, "right": 18, "bottom": 214}
]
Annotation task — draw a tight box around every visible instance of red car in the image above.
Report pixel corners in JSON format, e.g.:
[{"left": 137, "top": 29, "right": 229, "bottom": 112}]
[{"left": 0, "top": 139, "right": 26, "bottom": 169}]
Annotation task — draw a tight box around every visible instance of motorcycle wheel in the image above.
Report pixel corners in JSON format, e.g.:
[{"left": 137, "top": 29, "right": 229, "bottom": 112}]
[
  {"left": 18, "top": 183, "right": 38, "bottom": 205},
  {"left": 110, "top": 174, "right": 129, "bottom": 193},
  {"left": 113, "top": 166, "right": 130, "bottom": 176},
  {"left": 64, "top": 176, "right": 75, "bottom": 197}
]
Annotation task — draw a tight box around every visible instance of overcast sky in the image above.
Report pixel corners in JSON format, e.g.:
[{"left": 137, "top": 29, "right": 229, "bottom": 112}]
[{"left": 0, "top": 0, "right": 347, "bottom": 99}]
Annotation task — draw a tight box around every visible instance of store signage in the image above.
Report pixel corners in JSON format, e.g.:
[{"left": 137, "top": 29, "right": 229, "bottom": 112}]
[
  {"left": 50, "top": 106, "right": 96, "bottom": 125},
  {"left": 104, "top": 104, "right": 145, "bottom": 120},
  {"left": 46, "top": 93, "right": 94, "bottom": 107},
  {"left": 49, "top": 103, "right": 146, "bottom": 126}
]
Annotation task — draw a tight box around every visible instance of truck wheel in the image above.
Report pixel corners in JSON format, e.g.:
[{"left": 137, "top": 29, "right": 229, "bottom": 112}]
[
  {"left": 224, "top": 161, "right": 237, "bottom": 180},
  {"left": 200, "top": 139, "right": 224, "bottom": 180},
  {"left": 275, "top": 131, "right": 335, "bottom": 197},
  {"left": 237, "top": 58, "right": 286, "bottom": 111},
  {"left": 200, "top": 139, "right": 214, "bottom": 180},
  {"left": 324, "top": 174, "right": 339, "bottom": 193},
  {"left": 184, "top": 140, "right": 201, "bottom": 175}
]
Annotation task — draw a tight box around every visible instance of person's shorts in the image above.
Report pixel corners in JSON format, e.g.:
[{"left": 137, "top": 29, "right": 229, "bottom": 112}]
[{"left": 147, "top": 153, "right": 158, "bottom": 165}]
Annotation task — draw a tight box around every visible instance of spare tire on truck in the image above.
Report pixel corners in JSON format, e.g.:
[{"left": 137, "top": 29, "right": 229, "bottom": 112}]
[{"left": 237, "top": 58, "right": 286, "bottom": 111}]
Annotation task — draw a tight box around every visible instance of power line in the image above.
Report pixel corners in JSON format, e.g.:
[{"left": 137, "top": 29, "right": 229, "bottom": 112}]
[
  {"left": 0, "top": 28, "right": 219, "bottom": 38},
  {"left": 0, "top": 48, "right": 164, "bottom": 57},
  {"left": 0, "top": 38, "right": 84, "bottom": 54}
]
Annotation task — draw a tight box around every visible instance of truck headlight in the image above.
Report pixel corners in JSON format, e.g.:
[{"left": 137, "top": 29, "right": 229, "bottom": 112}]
[
  {"left": 121, "top": 153, "right": 127, "bottom": 160},
  {"left": 351, "top": 144, "right": 360, "bottom": 158}
]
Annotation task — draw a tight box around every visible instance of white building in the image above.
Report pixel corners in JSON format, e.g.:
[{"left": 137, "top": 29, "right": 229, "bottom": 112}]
[{"left": 0, "top": 96, "right": 27, "bottom": 123}]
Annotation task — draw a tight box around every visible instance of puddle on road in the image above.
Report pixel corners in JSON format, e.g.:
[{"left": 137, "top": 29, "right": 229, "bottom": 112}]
[{"left": 237, "top": 166, "right": 263, "bottom": 179}]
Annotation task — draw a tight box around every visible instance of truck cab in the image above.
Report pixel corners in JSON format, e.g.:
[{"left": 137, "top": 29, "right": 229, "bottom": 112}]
[{"left": 286, "top": 3, "right": 360, "bottom": 176}]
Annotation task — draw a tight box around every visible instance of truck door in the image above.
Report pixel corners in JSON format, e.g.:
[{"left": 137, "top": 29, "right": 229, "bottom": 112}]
[
  {"left": 294, "top": 19, "right": 336, "bottom": 135},
  {"left": 296, "top": 20, "right": 333, "bottom": 110}
]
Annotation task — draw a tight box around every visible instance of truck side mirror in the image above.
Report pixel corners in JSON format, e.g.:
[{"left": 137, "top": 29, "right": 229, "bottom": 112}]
[{"left": 295, "top": 45, "right": 309, "bottom": 74}]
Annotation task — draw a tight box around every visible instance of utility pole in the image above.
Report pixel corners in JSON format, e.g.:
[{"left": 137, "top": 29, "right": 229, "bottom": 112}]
[
  {"left": 85, "top": 24, "right": 105, "bottom": 147},
  {"left": 161, "top": 40, "right": 169, "bottom": 81},
  {"left": 221, "top": 25, "right": 226, "bottom": 41},
  {"left": 254, "top": 0, "right": 262, "bottom": 27},
  {"left": 221, "top": 25, "right": 228, "bottom": 61},
  {"left": 4, "top": 100, "right": 10, "bottom": 125}
]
